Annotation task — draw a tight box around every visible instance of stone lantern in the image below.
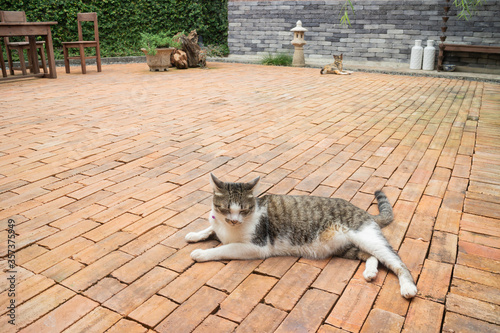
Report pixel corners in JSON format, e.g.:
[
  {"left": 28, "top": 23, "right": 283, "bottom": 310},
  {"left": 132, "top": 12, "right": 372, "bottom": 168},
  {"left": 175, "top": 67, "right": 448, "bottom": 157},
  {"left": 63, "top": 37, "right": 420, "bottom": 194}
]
[{"left": 291, "top": 20, "right": 307, "bottom": 67}]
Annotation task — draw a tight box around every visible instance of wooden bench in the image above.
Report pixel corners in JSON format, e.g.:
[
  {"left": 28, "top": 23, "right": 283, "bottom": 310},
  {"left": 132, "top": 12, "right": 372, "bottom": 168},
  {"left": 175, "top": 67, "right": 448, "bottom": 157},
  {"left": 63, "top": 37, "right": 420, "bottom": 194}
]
[{"left": 438, "top": 44, "right": 500, "bottom": 71}]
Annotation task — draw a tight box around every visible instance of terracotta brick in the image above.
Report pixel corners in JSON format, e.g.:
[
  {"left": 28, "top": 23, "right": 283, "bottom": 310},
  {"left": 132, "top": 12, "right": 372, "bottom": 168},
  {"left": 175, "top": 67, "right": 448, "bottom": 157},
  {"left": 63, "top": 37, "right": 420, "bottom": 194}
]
[
  {"left": 23, "top": 237, "right": 93, "bottom": 273},
  {"left": 312, "top": 257, "right": 360, "bottom": 295},
  {"left": 326, "top": 279, "right": 380, "bottom": 332},
  {"left": 360, "top": 308, "right": 404, "bottom": 333},
  {"left": 402, "top": 297, "right": 444, "bottom": 333},
  {"left": 318, "top": 324, "right": 351, "bottom": 333},
  {"left": 62, "top": 251, "right": 133, "bottom": 292},
  {"left": 255, "top": 256, "right": 298, "bottom": 278},
  {"left": 400, "top": 182, "right": 426, "bottom": 202},
  {"left": 16, "top": 244, "right": 48, "bottom": 265},
  {"left": 434, "top": 208, "right": 461, "bottom": 234},
  {"left": 443, "top": 312, "right": 499, "bottom": 333},
  {"left": 106, "top": 319, "right": 148, "bottom": 333},
  {"left": 83, "top": 213, "right": 141, "bottom": 242},
  {"left": 129, "top": 295, "right": 177, "bottom": 328},
  {"left": 156, "top": 286, "right": 226, "bottom": 333},
  {"left": 38, "top": 219, "right": 100, "bottom": 250},
  {"left": 446, "top": 293, "right": 500, "bottom": 325},
  {"left": 427, "top": 231, "right": 458, "bottom": 264},
  {"left": 63, "top": 306, "right": 121, "bottom": 333},
  {"left": 235, "top": 303, "right": 287, "bottom": 333},
  {"left": 90, "top": 198, "right": 143, "bottom": 223},
  {"left": 112, "top": 244, "right": 175, "bottom": 283},
  {"left": 459, "top": 240, "right": 500, "bottom": 261},
  {"left": 159, "top": 261, "right": 225, "bottom": 303},
  {"left": 120, "top": 225, "right": 177, "bottom": 256},
  {"left": 464, "top": 197, "right": 500, "bottom": 219},
  {"left": 416, "top": 259, "right": 453, "bottom": 303},
  {"left": 50, "top": 203, "right": 106, "bottom": 229},
  {"left": 275, "top": 288, "right": 338, "bottom": 333},
  {"left": 207, "top": 259, "right": 262, "bottom": 292},
  {"left": 218, "top": 274, "right": 278, "bottom": 323},
  {"left": 83, "top": 277, "right": 127, "bottom": 303},
  {"left": 453, "top": 264, "right": 500, "bottom": 289},
  {"left": 193, "top": 315, "right": 237, "bottom": 333},
  {"left": 159, "top": 240, "right": 219, "bottom": 273},
  {"left": 164, "top": 203, "right": 210, "bottom": 228},
  {"left": 72, "top": 231, "right": 135, "bottom": 264},
  {"left": 265, "top": 262, "right": 321, "bottom": 311},
  {"left": 104, "top": 267, "right": 178, "bottom": 315},
  {"left": 161, "top": 218, "right": 209, "bottom": 249},
  {"left": 451, "top": 277, "right": 500, "bottom": 305},
  {"left": 0, "top": 274, "right": 54, "bottom": 315},
  {"left": 461, "top": 213, "right": 500, "bottom": 237},
  {"left": 19, "top": 295, "right": 98, "bottom": 333},
  {"left": 41, "top": 258, "right": 84, "bottom": 282},
  {"left": 0, "top": 284, "right": 74, "bottom": 329}
]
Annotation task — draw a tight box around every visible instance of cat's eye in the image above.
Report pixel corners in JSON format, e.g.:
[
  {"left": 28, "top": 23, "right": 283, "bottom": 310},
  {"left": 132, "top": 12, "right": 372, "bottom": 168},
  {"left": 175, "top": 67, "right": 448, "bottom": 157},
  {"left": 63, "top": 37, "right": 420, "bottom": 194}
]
[
  {"left": 215, "top": 206, "right": 229, "bottom": 214},
  {"left": 240, "top": 207, "right": 253, "bottom": 215}
]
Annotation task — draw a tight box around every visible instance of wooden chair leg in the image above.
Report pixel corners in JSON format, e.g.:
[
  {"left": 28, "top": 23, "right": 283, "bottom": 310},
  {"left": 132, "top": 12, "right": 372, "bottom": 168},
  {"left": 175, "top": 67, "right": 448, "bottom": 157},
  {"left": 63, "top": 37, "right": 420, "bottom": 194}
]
[
  {"left": 96, "top": 46, "right": 102, "bottom": 72},
  {"left": 0, "top": 46, "right": 7, "bottom": 77},
  {"left": 39, "top": 46, "right": 48, "bottom": 74},
  {"left": 79, "top": 44, "right": 86, "bottom": 74},
  {"left": 63, "top": 45, "right": 70, "bottom": 73},
  {"left": 18, "top": 49, "right": 27, "bottom": 75},
  {"left": 6, "top": 48, "right": 14, "bottom": 75}
]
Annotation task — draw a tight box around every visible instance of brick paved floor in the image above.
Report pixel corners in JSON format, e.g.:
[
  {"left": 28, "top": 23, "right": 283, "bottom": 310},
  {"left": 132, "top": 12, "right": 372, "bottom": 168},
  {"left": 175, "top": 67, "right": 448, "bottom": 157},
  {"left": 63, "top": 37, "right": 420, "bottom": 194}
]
[{"left": 1, "top": 63, "right": 499, "bottom": 333}]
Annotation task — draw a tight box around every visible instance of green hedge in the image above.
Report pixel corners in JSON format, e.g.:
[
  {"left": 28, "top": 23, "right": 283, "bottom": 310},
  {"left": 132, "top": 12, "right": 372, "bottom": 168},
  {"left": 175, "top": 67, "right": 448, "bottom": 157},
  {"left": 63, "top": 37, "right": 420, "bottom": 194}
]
[{"left": 1, "top": 0, "right": 228, "bottom": 59}]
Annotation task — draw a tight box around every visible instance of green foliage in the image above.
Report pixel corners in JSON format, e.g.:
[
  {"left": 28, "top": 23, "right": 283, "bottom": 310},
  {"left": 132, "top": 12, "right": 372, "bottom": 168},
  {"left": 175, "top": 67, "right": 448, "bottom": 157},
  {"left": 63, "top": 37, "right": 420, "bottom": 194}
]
[
  {"left": 340, "top": 0, "right": 355, "bottom": 26},
  {"left": 0, "top": 0, "right": 228, "bottom": 59},
  {"left": 203, "top": 44, "right": 229, "bottom": 57},
  {"left": 140, "top": 32, "right": 182, "bottom": 55},
  {"left": 261, "top": 53, "right": 293, "bottom": 67},
  {"left": 454, "top": 0, "right": 485, "bottom": 20}
]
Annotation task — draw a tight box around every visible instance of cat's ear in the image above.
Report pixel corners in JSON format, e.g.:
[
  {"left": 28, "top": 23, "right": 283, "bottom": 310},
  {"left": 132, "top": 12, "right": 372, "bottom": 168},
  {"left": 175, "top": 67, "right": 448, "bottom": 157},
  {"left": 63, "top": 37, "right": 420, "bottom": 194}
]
[
  {"left": 340, "top": 54, "right": 343, "bottom": 60},
  {"left": 244, "top": 176, "right": 260, "bottom": 196},
  {"left": 210, "top": 173, "right": 224, "bottom": 192}
]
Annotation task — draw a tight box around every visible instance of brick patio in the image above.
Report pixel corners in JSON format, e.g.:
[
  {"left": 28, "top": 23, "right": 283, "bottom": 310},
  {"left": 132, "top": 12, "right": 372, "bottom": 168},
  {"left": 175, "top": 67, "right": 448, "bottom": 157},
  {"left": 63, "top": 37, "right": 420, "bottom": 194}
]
[{"left": 1, "top": 62, "right": 499, "bottom": 332}]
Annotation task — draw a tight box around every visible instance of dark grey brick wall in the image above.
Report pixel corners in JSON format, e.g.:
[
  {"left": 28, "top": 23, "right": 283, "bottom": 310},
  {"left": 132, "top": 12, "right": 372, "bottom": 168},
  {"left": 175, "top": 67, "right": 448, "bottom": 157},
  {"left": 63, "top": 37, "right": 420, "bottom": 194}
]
[{"left": 228, "top": 0, "right": 500, "bottom": 67}]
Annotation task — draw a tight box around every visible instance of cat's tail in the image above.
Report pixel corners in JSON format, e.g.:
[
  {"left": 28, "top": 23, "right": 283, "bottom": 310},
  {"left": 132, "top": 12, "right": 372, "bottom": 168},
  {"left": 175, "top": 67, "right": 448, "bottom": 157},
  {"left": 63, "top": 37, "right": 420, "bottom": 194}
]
[{"left": 372, "top": 190, "right": 394, "bottom": 228}]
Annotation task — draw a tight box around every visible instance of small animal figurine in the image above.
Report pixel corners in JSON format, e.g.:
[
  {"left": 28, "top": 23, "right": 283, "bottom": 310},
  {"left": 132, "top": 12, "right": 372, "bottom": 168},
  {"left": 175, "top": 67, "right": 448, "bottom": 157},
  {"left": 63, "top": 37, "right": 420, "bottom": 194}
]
[
  {"left": 320, "top": 54, "right": 352, "bottom": 75},
  {"left": 185, "top": 174, "right": 418, "bottom": 299}
]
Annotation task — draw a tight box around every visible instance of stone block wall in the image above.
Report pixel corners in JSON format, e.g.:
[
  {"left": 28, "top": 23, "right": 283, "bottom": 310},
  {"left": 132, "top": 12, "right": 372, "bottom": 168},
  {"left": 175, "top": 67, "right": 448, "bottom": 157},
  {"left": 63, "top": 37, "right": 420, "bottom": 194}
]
[{"left": 228, "top": 0, "right": 500, "bottom": 68}]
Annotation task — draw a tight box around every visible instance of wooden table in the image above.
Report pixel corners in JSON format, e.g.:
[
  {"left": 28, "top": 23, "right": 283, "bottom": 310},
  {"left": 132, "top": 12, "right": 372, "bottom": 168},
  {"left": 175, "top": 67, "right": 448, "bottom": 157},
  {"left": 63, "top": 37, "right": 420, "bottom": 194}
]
[
  {"left": 437, "top": 43, "right": 500, "bottom": 71},
  {"left": 0, "top": 21, "right": 58, "bottom": 81}
]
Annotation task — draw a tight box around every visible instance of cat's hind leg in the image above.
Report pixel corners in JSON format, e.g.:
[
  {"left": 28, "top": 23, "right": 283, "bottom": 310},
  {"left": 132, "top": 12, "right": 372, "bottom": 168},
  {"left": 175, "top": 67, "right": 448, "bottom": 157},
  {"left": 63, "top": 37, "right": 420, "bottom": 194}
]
[
  {"left": 348, "top": 222, "right": 417, "bottom": 298},
  {"left": 185, "top": 226, "right": 214, "bottom": 243},
  {"left": 363, "top": 256, "right": 379, "bottom": 281},
  {"left": 344, "top": 248, "right": 379, "bottom": 281}
]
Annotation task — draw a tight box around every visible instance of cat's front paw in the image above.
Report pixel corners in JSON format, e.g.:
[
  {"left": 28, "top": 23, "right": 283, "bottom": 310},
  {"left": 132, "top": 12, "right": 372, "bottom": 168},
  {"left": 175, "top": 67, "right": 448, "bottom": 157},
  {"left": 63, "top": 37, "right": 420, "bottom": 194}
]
[
  {"left": 363, "top": 267, "right": 378, "bottom": 281},
  {"left": 185, "top": 232, "right": 200, "bottom": 243},
  {"left": 190, "top": 249, "right": 211, "bottom": 262}
]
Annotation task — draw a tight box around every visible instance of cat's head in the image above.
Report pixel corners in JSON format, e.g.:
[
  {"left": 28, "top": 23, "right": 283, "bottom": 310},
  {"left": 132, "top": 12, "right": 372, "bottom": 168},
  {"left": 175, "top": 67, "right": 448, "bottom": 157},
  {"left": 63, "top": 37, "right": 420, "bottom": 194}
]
[
  {"left": 333, "top": 54, "right": 343, "bottom": 61},
  {"left": 209, "top": 173, "right": 259, "bottom": 226}
]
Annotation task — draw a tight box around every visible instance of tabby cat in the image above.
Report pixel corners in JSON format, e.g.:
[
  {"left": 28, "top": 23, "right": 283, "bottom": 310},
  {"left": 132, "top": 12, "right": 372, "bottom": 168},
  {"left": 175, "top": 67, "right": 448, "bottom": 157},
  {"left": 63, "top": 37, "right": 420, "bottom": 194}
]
[
  {"left": 320, "top": 54, "right": 352, "bottom": 75},
  {"left": 186, "top": 174, "right": 417, "bottom": 298}
]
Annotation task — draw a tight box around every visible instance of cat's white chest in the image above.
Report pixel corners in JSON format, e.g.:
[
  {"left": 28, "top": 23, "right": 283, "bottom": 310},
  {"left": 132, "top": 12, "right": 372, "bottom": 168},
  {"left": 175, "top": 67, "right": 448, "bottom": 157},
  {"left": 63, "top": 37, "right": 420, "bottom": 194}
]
[{"left": 210, "top": 211, "right": 256, "bottom": 244}]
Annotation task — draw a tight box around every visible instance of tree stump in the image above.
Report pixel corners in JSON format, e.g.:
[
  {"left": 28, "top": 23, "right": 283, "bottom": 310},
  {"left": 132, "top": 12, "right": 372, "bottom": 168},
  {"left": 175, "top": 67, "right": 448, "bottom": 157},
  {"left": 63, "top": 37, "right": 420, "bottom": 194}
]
[
  {"left": 181, "top": 30, "right": 206, "bottom": 68},
  {"left": 170, "top": 49, "right": 188, "bottom": 69}
]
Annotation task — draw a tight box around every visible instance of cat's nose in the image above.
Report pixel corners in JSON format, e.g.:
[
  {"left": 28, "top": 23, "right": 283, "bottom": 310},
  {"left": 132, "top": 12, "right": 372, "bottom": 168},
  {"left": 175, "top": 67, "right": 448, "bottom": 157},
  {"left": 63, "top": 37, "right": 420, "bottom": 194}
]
[{"left": 225, "top": 218, "right": 239, "bottom": 226}]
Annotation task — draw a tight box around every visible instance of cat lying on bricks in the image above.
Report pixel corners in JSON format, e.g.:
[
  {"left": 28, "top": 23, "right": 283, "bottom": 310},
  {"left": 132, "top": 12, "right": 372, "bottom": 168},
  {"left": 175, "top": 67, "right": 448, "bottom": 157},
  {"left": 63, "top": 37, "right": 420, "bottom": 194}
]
[
  {"left": 186, "top": 174, "right": 417, "bottom": 299},
  {"left": 320, "top": 54, "right": 353, "bottom": 75}
]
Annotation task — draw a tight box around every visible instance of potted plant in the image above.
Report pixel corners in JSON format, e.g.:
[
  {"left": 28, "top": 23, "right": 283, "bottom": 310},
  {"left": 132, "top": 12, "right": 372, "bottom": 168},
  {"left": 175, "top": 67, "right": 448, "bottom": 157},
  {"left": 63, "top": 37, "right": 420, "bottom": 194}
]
[{"left": 140, "top": 32, "right": 182, "bottom": 71}]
